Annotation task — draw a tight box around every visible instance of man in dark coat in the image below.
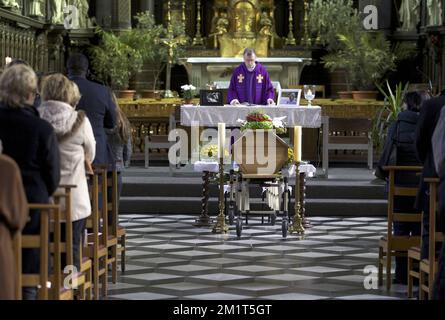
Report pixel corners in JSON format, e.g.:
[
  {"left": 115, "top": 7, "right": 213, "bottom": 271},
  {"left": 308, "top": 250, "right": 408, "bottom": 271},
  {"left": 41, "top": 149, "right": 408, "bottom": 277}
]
[
  {"left": 415, "top": 94, "right": 445, "bottom": 258},
  {"left": 377, "top": 92, "right": 424, "bottom": 284},
  {"left": 67, "top": 53, "right": 117, "bottom": 165},
  {"left": 415, "top": 92, "right": 445, "bottom": 299},
  {"left": 0, "top": 64, "right": 61, "bottom": 299}
]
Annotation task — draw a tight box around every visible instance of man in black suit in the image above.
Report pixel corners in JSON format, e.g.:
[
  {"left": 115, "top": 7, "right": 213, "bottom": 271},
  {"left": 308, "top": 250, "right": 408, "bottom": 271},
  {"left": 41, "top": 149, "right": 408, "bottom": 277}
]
[
  {"left": 415, "top": 93, "right": 445, "bottom": 299},
  {"left": 67, "top": 53, "right": 117, "bottom": 166}
]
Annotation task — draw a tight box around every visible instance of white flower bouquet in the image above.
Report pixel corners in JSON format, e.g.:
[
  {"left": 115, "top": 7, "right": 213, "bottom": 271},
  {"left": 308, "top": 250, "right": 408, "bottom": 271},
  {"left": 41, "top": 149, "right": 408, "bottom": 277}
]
[{"left": 181, "top": 84, "right": 197, "bottom": 100}]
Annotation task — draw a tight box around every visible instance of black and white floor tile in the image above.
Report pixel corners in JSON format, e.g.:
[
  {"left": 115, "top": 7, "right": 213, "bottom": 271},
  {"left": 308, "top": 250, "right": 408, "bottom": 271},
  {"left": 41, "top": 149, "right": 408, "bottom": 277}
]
[{"left": 108, "top": 215, "right": 412, "bottom": 300}]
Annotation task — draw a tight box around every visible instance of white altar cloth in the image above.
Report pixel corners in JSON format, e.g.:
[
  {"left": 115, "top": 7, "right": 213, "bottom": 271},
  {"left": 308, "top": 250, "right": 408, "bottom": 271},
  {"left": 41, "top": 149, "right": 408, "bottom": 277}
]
[{"left": 181, "top": 105, "right": 322, "bottom": 128}]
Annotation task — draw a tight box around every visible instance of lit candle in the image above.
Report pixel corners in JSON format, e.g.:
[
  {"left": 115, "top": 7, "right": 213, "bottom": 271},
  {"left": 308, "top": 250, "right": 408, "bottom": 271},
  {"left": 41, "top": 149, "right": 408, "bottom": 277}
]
[
  {"left": 307, "top": 89, "right": 312, "bottom": 97},
  {"left": 218, "top": 123, "right": 226, "bottom": 159},
  {"left": 5, "top": 57, "right": 12, "bottom": 65},
  {"left": 294, "top": 126, "right": 302, "bottom": 163}
]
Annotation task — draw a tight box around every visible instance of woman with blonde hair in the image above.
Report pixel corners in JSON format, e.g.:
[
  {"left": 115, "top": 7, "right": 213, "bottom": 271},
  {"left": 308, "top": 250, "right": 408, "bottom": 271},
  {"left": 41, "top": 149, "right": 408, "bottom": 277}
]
[
  {"left": 107, "top": 93, "right": 132, "bottom": 198},
  {"left": 0, "top": 64, "right": 60, "bottom": 300},
  {"left": 38, "top": 73, "right": 96, "bottom": 270}
]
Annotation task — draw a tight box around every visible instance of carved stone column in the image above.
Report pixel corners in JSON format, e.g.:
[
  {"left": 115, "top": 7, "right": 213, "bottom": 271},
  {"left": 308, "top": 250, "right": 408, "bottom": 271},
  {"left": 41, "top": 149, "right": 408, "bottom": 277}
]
[
  {"left": 139, "top": 0, "right": 154, "bottom": 13},
  {"left": 95, "top": 0, "right": 113, "bottom": 28},
  {"left": 111, "top": 0, "right": 132, "bottom": 30}
]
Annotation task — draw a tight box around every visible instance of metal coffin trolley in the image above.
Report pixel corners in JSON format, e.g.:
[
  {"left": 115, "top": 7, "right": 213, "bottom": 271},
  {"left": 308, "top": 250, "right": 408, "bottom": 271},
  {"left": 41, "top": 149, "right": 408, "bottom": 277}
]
[{"left": 180, "top": 104, "right": 322, "bottom": 238}]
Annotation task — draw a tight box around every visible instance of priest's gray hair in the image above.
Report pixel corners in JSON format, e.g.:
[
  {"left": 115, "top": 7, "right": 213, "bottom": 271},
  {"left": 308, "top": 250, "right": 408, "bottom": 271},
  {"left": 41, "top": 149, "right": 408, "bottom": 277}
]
[
  {"left": 243, "top": 48, "right": 256, "bottom": 57},
  {"left": 0, "top": 64, "right": 37, "bottom": 108}
]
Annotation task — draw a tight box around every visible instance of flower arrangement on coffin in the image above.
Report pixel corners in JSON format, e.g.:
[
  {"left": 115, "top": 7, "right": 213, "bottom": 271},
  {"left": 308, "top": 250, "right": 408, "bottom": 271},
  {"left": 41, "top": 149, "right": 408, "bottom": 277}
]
[
  {"left": 200, "top": 144, "right": 230, "bottom": 162},
  {"left": 181, "top": 84, "right": 197, "bottom": 104},
  {"left": 239, "top": 111, "right": 286, "bottom": 135}
]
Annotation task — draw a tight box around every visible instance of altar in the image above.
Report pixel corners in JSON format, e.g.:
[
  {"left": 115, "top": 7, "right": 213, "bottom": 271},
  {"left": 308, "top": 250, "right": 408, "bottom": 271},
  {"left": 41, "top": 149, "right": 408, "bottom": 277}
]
[{"left": 184, "top": 57, "right": 311, "bottom": 90}]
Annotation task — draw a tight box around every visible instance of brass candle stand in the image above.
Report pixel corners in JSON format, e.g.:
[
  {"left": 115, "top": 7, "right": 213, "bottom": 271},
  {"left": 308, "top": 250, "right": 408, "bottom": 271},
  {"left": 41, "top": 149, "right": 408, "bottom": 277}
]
[
  {"left": 285, "top": 0, "right": 296, "bottom": 46},
  {"left": 192, "top": 0, "right": 204, "bottom": 46},
  {"left": 289, "top": 161, "right": 305, "bottom": 235},
  {"left": 212, "top": 157, "right": 228, "bottom": 234},
  {"left": 302, "top": 0, "right": 312, "bottom": 47},
  {"left": 194, "top": 170, "right": 214, "bottom": 227}
]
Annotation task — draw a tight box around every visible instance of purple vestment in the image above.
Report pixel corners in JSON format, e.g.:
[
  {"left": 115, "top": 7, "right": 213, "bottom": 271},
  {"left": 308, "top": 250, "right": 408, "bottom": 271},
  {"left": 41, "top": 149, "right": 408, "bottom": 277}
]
[{"left": 227, "top": 62, "right": 275, "bottom": 105}]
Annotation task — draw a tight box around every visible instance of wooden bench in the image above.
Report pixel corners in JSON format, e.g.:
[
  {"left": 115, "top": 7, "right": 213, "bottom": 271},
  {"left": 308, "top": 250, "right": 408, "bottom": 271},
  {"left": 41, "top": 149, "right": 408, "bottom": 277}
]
[{"left": 322, "top": 117, "right": 373, "bottom": 176}]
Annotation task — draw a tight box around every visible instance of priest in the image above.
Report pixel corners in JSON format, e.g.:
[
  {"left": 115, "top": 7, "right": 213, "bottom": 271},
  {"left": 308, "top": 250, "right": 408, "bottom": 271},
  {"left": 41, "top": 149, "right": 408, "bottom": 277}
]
[{"left": 228, "top": 48, "right": 275, "bottom": 106}]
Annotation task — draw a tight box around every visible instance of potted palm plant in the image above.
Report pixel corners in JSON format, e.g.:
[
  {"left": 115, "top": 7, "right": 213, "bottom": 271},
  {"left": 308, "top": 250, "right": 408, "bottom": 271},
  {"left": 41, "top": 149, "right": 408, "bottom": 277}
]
[
  {"left": 372, "top": 81, "right": 409, "bottom": 152},
  {"left": 309, "top": 0, "right": 416, "bottom": 100},
  {"left": 89, "top": 28, "right": 143, "bottom": 99},
  {"left": 323, "top": 32, "right": 397, "bottom": 100},
  {"left": 309, "top": 0, "right": 358, "bottom": 98},
  {"left": 123, "top": 12, "right": 186, "bottom": 99}
]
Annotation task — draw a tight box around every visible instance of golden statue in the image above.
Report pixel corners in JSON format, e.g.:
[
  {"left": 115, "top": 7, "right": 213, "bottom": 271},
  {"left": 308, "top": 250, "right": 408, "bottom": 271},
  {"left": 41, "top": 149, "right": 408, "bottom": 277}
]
[
  {"left": 259, "top": 11, "right": 273, "bottom": 37},
  {"left": 211, "top": 0, "right": 275, "bottom": 57},
  {"left": 210, "top": 12, "right": 230, "bottom": 49}
]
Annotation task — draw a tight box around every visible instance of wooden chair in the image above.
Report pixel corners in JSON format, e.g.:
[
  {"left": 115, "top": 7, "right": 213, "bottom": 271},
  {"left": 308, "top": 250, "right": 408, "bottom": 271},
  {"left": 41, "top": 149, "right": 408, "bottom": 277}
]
[
  {"left": 13, "top": 232, "right": 22, "bottom": 300},
  {"left": 19, "top": 204, "right": 54, "bottom": 300},
  {"left": 407, "top": 243, "right": 421, "bottom": 298},
  {"left": 419, "top": 178, "right": 444, "bottom": 300},
  {"left": 322, "top": 117, "right": 374, "bottom": 176},
  {"left": 46, "top": 198, "right": 73, "bottom": 300},
  {"left": 53, "top": 185, "right": 92, "bottom": 300},
  {"left": 85, "top": 171, "right": 108, "bottom": 299},
  {"left": 378, "top": 166, "right": 423, "bottom": 291},
  {"left": 106, "top": 170, "right": 119, "bottom": 283},
  {"left": 107, "top": 170, "right": 126, "bottom": 276}
]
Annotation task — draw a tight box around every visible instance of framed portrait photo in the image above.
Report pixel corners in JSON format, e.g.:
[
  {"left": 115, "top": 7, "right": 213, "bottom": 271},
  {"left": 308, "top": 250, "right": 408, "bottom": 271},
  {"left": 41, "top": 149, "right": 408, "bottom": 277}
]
[
  {"left": 277, "top": 89, "right": 302, "bottom": 107},
  {"left": 200, "top": 90, "right": 224, "bottom": 106}
]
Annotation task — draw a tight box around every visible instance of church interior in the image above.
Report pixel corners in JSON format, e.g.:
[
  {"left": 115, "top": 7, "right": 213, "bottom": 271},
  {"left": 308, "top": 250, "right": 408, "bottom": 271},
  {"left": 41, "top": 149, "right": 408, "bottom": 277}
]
[{"left": 1, "top": 0, "right": 445, "bottom": 305}]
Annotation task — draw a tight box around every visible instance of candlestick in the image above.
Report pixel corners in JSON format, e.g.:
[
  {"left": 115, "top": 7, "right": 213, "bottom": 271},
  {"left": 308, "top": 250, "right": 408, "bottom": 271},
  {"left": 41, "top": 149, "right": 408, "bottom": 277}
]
[
  {"left": 293, "top": 126, "right": 302, "bottom": 162},
  {"left": 285, "top": 0, "right": 296, "bottom": 46},
  {"left": 303, "top": 0, "right": 311, "bottom": 46},
  {"left": 218, "top": 123, "right": 226, "bottom": 159},
  {"left": 192, "top": 0, "right": 204, "bottom": 46}
]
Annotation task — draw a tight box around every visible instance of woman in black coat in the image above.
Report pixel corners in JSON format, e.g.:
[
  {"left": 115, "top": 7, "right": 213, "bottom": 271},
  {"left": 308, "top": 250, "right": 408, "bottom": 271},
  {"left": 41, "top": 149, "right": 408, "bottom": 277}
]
[
  {"left": 377, "top": 91, "right": 428, "bottom": 284},
  {"left": 0, "top": 64, "right": 60, "bottom": 299}
]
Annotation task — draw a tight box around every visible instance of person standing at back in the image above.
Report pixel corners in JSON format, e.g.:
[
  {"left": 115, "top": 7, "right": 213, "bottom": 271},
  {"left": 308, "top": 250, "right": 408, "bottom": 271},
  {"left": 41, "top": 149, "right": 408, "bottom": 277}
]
[
  {"left": 66, "top": 53, "right": 117, "bottom": 166},
  {"left": 415, "top": 91, "right": 445, "bottom": 261},
  {"left": 377, "top": 91, "right": 427, "bottom": 284}
]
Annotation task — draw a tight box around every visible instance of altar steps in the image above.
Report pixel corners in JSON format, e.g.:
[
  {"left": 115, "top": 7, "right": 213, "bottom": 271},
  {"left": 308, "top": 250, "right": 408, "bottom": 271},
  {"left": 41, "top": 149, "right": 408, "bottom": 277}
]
[{"left": 120, "top": 167, "right": 387, "bottom": 217}]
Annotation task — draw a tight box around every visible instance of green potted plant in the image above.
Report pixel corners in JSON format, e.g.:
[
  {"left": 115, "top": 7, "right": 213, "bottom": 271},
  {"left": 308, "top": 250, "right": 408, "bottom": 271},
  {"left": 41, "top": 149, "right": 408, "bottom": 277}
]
[
  {"left": 323, "top": 32, "right": 397, "bottom": 100},
  {"left": 89, "top": 28, "right": 143, "bottom": 99},
  {"left": 181, "top": 84, "right": 197, "bottom": 104},
  {"left": 124, "top": 12, "right": 186, "bottom": 99},
  {"left": 309, "top": 0, "right": 416, "bottom": 100},
  {"left": 372, "top": 81, "right": 409, "bottom": 152},
  {"left": 309, "top": 0, "right": 359, "bottom": 98}
]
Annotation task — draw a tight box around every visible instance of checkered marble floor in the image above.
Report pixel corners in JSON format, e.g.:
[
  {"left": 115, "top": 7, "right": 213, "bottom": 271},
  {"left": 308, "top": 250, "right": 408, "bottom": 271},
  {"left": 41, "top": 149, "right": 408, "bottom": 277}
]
[{"left": 108, "top": 215, "right": 412, "bottom": 300}]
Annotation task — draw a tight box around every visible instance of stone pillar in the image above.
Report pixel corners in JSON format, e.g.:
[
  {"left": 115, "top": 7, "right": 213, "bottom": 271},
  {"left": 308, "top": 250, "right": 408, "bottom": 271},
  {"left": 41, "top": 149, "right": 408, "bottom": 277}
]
[
  {"left": 139, "top": 0, "right": 154, "bottom": 13},
  {"left": 111, "top": 0, "right": 132, "bottom": 30},
  {"left": 95, "top": 0, "right": 112, "bottom": 28}
]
